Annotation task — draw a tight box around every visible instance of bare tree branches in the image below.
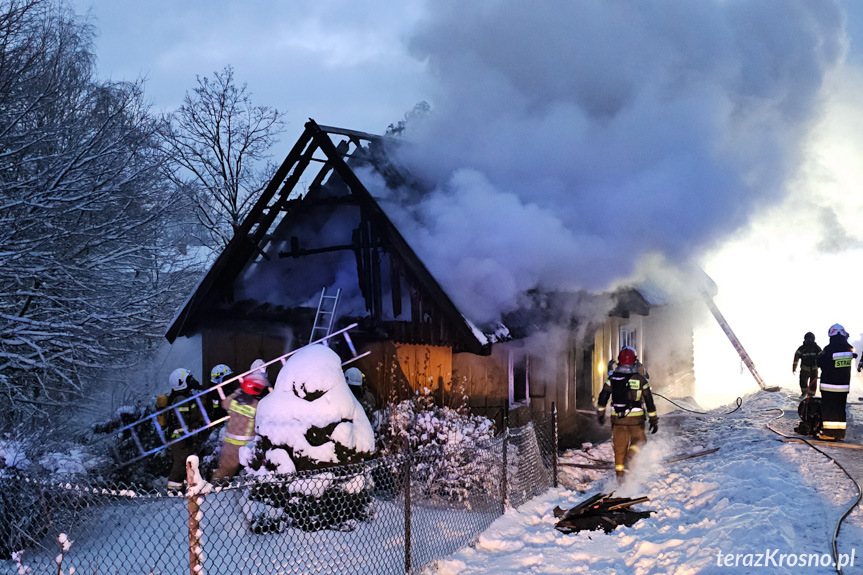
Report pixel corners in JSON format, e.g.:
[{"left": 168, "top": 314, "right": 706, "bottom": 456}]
[
  {"left": 159, "top": 65, "right": 286, "bottom": 250},
  {"left": 0, "top": 0, "right": 196, "bottom": 418}
]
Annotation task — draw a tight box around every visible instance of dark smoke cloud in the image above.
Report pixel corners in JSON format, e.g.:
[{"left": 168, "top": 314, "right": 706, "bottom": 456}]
[{"left": 376, "top": 0, "right": 846, "bottom": 325}]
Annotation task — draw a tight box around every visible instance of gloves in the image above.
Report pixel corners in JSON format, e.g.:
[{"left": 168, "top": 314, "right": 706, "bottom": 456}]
[
  {"left": 649, "top": 419, "right": 658, "bottom": 434},
  {"left": 792, "top": 369, "right": 797, "bottom": 375},
  {"left": 597, "top": 413, "right": 605, "bottom": 425}
]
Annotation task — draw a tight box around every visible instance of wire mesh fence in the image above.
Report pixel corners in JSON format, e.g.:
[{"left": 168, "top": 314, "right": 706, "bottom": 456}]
[{"left": 1, "top": 410, "right": 558, "bottom": 575}]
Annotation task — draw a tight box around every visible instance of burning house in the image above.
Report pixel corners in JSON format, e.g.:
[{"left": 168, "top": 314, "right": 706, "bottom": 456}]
[{"left": 165, "top": 120, "right": 702, "bottom": 444}]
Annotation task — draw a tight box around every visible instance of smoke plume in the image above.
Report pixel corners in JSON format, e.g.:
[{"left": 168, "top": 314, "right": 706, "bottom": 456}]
[{"left": 377, "top": 0, "right": 846, "bottom": 325}]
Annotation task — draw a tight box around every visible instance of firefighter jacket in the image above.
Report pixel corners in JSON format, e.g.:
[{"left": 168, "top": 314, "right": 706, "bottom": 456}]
[
  {"left": 793, "top": 341, "right": 821, "bottom": 372},
  {"left": 597, "top": 366, "right": 657, "bottom": 423},
  {"left": 166, "top": 388, "right": 204, "bottom": 439},
  {"left": 221, "top": 389, "right": 260, "bottom": 446},
  {"left": 816, "top": 335, "right": 856, "bottom": 393}
]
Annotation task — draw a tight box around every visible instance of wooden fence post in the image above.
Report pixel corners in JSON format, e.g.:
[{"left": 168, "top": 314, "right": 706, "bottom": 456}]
[
  {"left": 551, "top": 402, "right": 559, "bottom": 488},
  {"left": 186, "top": 456, "right": 203, "bottom": 575},
  {"left": 501, "top": 403, "right": 509, "bottom": 514}
]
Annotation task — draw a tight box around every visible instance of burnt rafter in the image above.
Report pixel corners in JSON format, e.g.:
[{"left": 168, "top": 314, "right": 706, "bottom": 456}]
[
  {"left": 165, "top": 127, "right": 319, "bottom": 342},
  {"left": 308, "top": 121, "right": 482, "bottom": 351},
  {"left": 278, "top": 235, "right": 356, "bottom": 259},
  {"left": 166, "top": 119, "right": 488, "bottom": 355}
]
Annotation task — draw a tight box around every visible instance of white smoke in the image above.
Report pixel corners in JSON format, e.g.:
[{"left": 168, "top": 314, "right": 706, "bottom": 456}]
[{"left": 382, "top": 1, "right": 846, "bottom": 326}]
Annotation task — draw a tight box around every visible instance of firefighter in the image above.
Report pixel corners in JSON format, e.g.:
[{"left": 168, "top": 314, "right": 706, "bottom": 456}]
[
  {"left": 165, "top": 368, "right": 204, "bottom": 493},
  {"left": 597, "top": 347, "right": 658, "bottom": 481},
  {"left": 607, "top": 346, "right": 650, "bottom": 380},
  {"left": 816, "top": 324, "right": 856, "bottom": 441},
  {"left": 208, "top": 364, "right": 234, "bottom": 421},
  {"left": 793, "top": 332, "right": 822, "bottom": 398},
  {"left": 250, "top": 358, "right": 273, "bottom": 394},
  {"left": 212, "top": 371, "right": 267, "bottom": 481},
  {"left": 345, "top": 366, "right": 376, "bottom": 420}
]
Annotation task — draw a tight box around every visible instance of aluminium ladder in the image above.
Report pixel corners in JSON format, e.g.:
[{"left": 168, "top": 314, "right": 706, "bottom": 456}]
[
  {"left": 703, "top": 297, "right": 780, "bottom": 392},
  {"left": 101, "top": 323, "right": 369, "bottom": 469},
  {"left": 310, "top": 287, "right": 341, "bottom": 345}
]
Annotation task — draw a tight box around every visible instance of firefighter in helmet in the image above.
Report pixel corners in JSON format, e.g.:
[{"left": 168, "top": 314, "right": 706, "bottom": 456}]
[
  {"left": 607, "top": 347, "right": 650, "bottom": 380},
  {"left": 212, "top": 371, "right": 267, "bottom": 481},
  {"left": 596, "top": 347, "right": 658, "bottom": 481},
  {"left": 793, "top": 332, "right": 821, "bottom": 398},
  {"left": 164, "top": 368, "right": 204, "bottom": 493},
  {"left": 345, "top": 366, "right": 376, "bottom": 420},
  {"left": 250, "top": 358, "right": 272, "bottom": 394},
  {"left": 815, "top": 324, "right": 856, "bottom": 441},
  {"left": 208, "top": 363, "right": 234, "bottom": 421}
]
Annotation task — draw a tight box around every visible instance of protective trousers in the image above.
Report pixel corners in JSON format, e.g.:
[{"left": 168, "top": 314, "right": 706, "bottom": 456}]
[
  {"left": 820, "top": 390, "right": 847, "bottom": 440},
  {"left": 168, "top": 439, "right": 192, "bottom": 484},
  {"left": 799, "top": 367, "right": 818, "bottom": 396},
  {"left": 611, "top": 416, "right": 646, "bottom": 479},
  {"left": 212, "top": 442, "right": 243, "bottom": 480}
]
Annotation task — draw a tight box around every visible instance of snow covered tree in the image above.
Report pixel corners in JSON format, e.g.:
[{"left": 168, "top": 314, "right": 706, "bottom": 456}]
[
  {"left": 159, "top": 65, "right": 286, "bottom": 251},
  {"left": 242, "top": 344, "right": 376, "bottom": 531},
  {"left": 0, "top": 0, "right": 195, "bottom": 421}
]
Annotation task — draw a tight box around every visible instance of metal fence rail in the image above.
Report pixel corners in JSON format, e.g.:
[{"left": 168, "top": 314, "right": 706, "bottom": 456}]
[{"left": 1, "top": 411, "right": 557, "bottom": 575}]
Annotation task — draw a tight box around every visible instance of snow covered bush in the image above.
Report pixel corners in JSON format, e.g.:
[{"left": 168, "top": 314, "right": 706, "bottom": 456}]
[
  {"left": 377, "top": 386, "right": 497, "bottom": 502},
  {"left": 242, "top": 345, "right": 376, "bottom": 531}
]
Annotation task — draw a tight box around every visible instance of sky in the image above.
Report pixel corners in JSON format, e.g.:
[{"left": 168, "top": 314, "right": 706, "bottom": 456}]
[{"left": 72, "top": 0, "right": 863, "bottom": 408}]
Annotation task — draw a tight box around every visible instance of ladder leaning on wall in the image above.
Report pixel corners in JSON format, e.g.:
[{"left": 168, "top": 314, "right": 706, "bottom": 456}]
[
  {"left": 310, "top": 287, "right": 341, "bottom": 345},
  {"left": 703, "top": 297, "right": 780, "bottom": 392},
  {"left": 100, "top": 323, "right": 369, "bottom": 469}
]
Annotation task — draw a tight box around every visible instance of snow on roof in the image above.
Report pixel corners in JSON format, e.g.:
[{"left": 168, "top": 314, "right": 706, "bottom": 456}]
[
  {"left": 632, "top": 282, "right": 670, "bottom": 307},
  {"left": 463, "top": 314, "right": 490, "bottom": 346}
]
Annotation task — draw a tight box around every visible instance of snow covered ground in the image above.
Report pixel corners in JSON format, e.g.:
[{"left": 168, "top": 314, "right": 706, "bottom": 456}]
[
  {"left": 423, "top": 387, "right": 863, "bottom": 575},
  {"left": 7, "top": 382, "right": 863, "bottom": 574}
]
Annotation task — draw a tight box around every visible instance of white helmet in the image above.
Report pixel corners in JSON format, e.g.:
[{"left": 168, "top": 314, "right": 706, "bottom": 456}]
[
  {"left": 828, "top": 324, "right": 848, "bottom": 338},
  {"left": 169, "top": 368, "right": 192, "bottom": 392},
  {"left": 251, "top": 359, "right": 268, "bottom": 381},
  {"left": 345, "top": 367, "right": 364, "bottom": 387},
  {"left": 210, "top": 364, "right": 233, "bottom": 384}
]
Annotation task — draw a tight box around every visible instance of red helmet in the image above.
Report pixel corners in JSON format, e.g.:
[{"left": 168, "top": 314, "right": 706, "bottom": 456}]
[
  {"left": 618, "top": 347, "right": 637, "bottom": 366},
  {"left": 241, "top": 372, "right": 267, "bottom": 396}
]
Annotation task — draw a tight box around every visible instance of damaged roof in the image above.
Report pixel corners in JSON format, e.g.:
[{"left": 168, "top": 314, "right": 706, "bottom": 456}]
[
  {"left": 165, "top": 120, "right": 489, "bottom": 354},
  {"left": 166, "top": 120, "right": 686, "bottom": 350}
]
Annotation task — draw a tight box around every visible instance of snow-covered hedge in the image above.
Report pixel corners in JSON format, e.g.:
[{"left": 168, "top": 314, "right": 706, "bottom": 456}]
[{"left": 377, "top": 386, "right": 497, "bottom": 502}]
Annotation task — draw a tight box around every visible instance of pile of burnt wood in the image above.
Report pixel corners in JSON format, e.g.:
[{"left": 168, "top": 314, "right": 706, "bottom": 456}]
[{"left": 554, "top": 492, "right": 653, "bottom": 534}]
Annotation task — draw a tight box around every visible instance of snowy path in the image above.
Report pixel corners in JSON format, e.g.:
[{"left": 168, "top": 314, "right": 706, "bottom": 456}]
[{"left": 423, "top": 390, "right": 863, "bottom": 575}]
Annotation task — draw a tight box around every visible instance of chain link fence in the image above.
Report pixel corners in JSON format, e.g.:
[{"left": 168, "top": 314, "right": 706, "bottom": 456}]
[{"left": 1, "top": 410, "right": 558, "bottom": 575}]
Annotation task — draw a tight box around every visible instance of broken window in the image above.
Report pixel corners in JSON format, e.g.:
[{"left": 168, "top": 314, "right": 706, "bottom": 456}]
[{"left": 509, "top": 351, "right": 530, "bottom": 405}]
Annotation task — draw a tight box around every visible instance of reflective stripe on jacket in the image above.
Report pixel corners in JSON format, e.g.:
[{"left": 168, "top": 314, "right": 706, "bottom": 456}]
[
  {"left": 817, "top": 337, "right": 855, "bottom": 392},
  {"left": 221, "top": 390, "right": 259, "bottom": 446},
  {"left": 597, "top": 368, "right": 657, "bottom": 423}
]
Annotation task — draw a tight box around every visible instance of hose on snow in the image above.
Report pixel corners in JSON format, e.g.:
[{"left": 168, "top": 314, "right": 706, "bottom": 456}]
[
  {"left": 653, "top": 393, "right": 743, "bottom": 415},
  {"left": 765, "top": 409, "right": 862, "bottom": 575}
]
